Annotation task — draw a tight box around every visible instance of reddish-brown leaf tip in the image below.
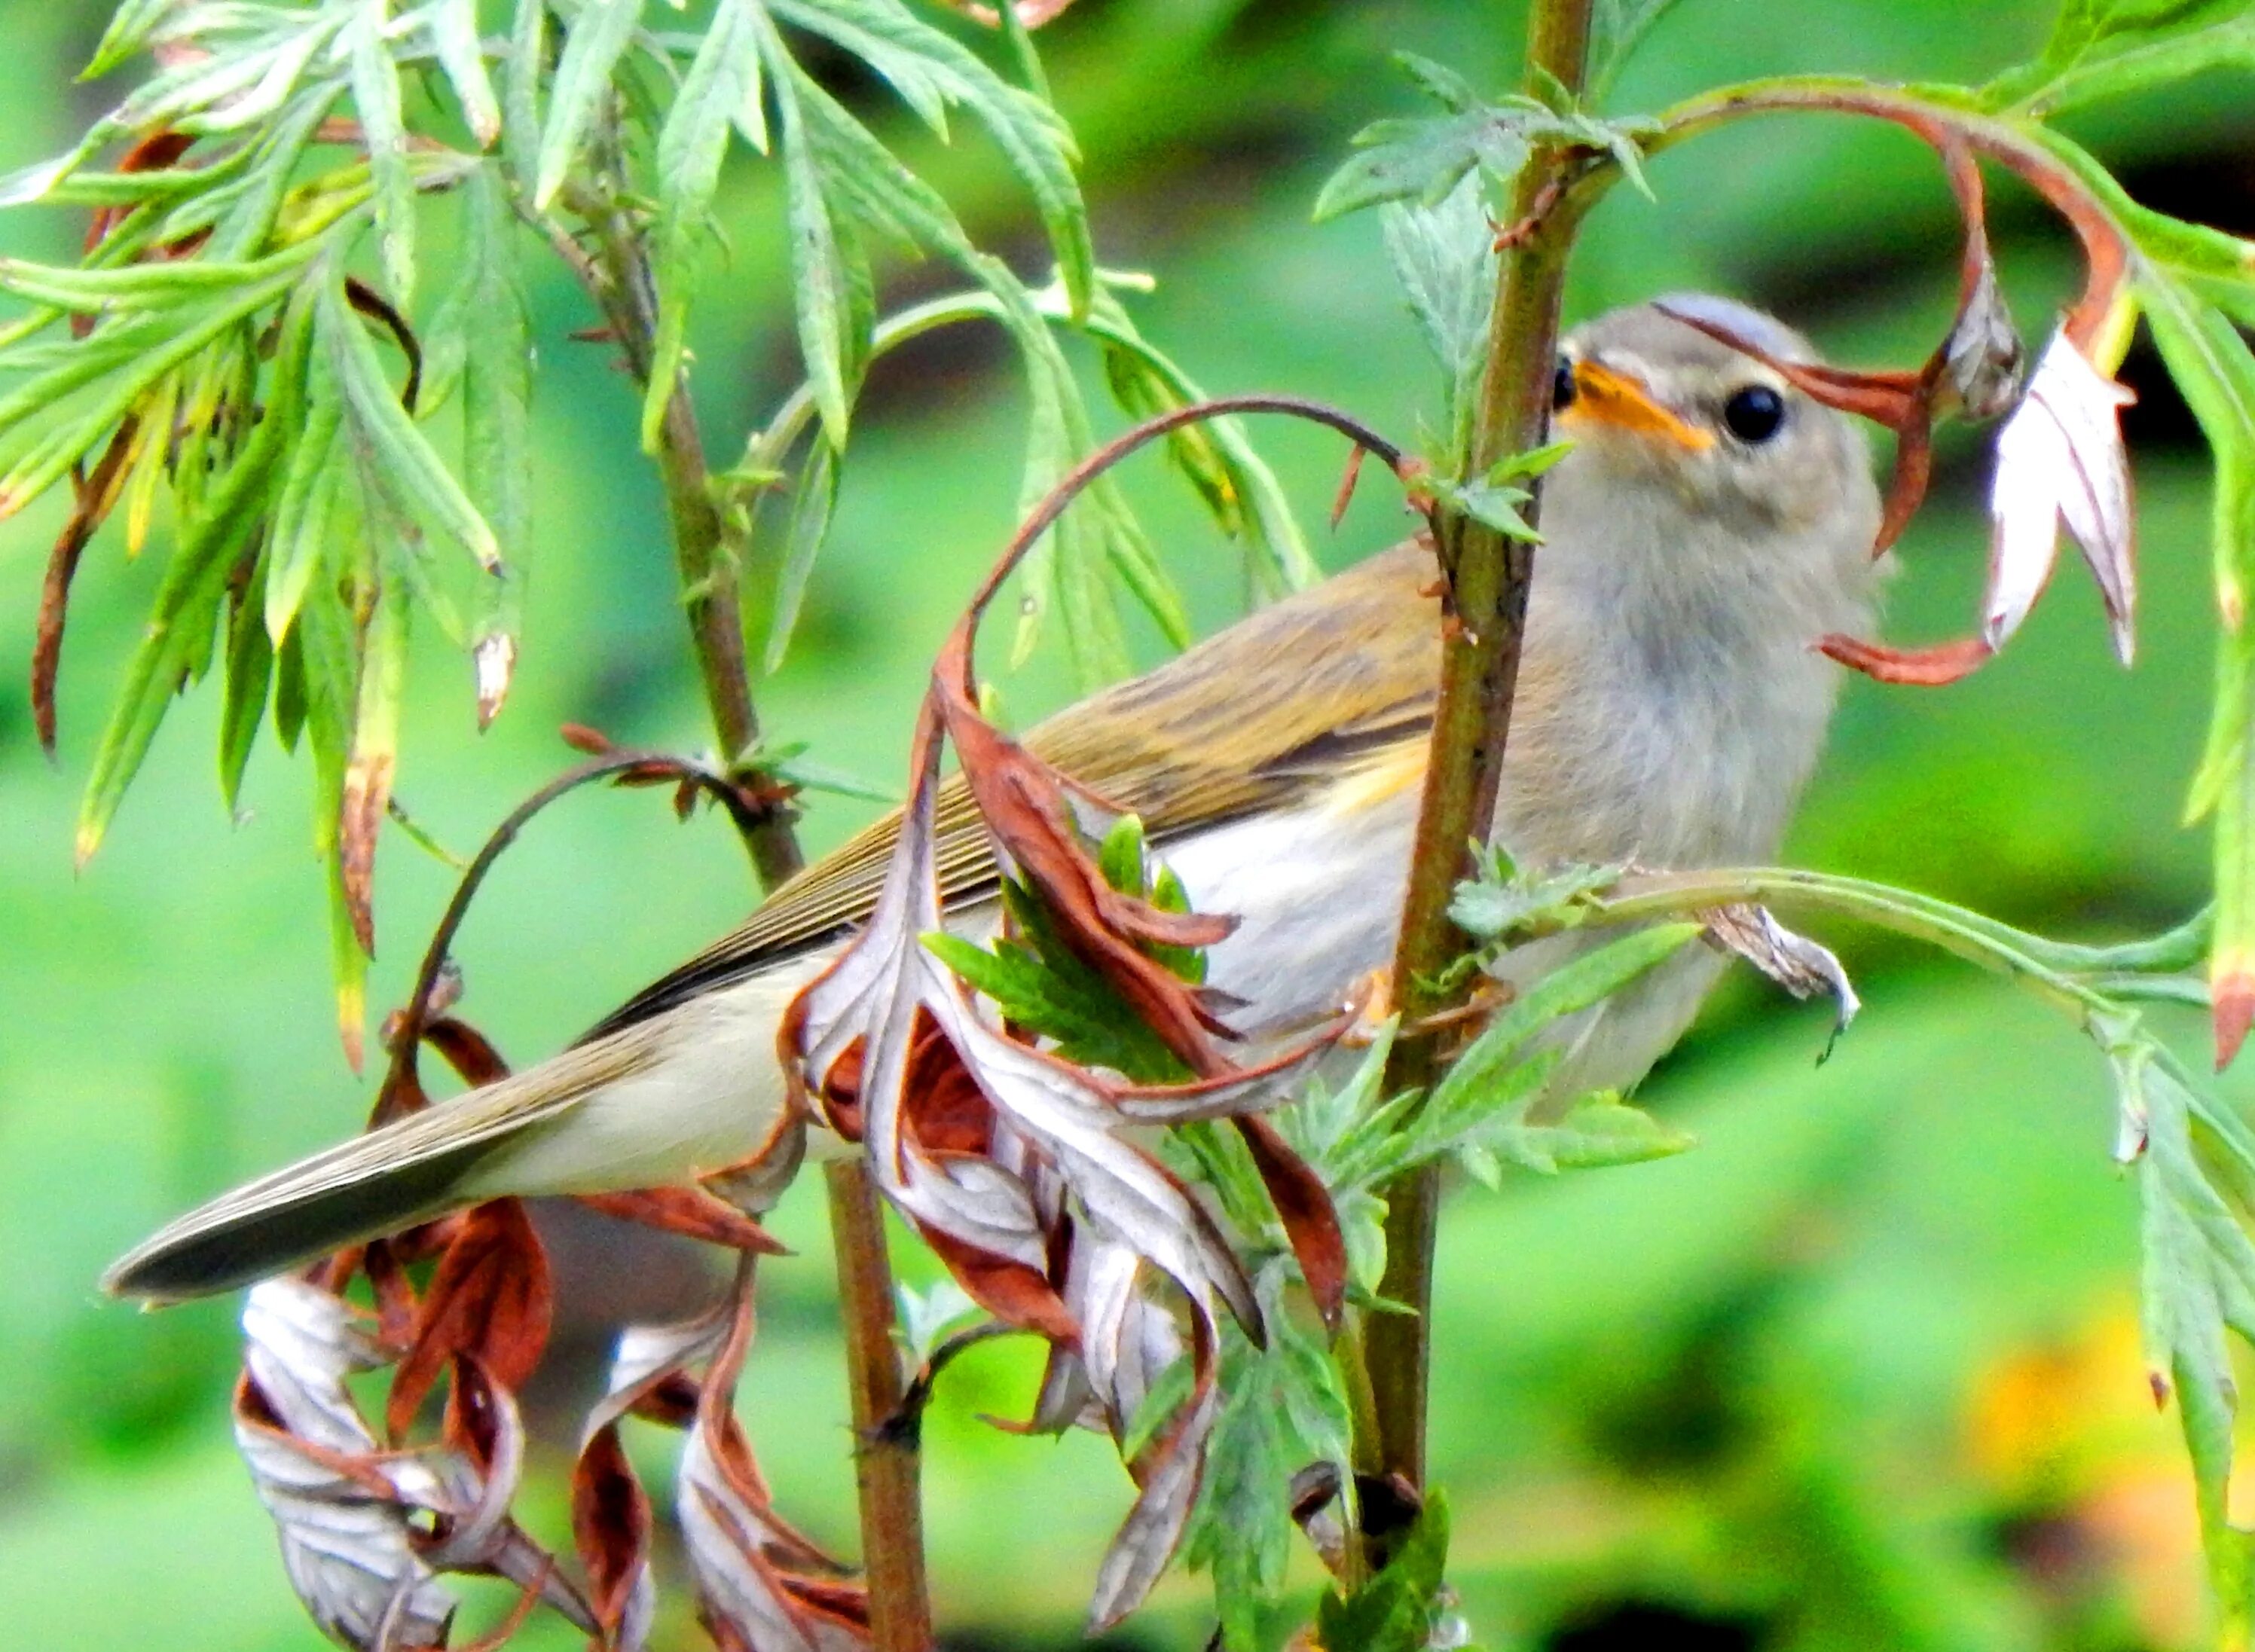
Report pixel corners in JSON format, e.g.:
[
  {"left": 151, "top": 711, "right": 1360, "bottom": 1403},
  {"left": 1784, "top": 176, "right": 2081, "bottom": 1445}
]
[{"left": 2213, "top": 965, "right": 2255, "bottom": 1070}]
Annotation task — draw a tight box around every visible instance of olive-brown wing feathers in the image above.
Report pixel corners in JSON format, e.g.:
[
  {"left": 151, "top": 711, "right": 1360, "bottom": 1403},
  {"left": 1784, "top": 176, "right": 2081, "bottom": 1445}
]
[{"left": 583, "top": 542, "right": 1441, "bottom": 1040}]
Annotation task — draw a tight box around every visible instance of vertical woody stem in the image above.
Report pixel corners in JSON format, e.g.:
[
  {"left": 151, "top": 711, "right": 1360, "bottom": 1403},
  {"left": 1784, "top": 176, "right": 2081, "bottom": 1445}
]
[
  {"left": 1356, "top": 0, "right": 1597, "bottom": 1534},
  {"left": 564, "top": 108, "right": 930, "bottom": 1650}
]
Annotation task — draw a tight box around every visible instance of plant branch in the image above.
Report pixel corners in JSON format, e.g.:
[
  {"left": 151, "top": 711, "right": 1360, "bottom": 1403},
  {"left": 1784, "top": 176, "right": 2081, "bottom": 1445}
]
[
  {"left": 1358, "top": 0, "right": 1597, "bottom": 1519},
  {"left": 542, "top": 108, "right": 931, "bottom": 1648},
  {"left": 827, "top": 1159, "right": 934, "bottom": 1652},
  {"left": 560, "top": 148, "right": 802, "bottom": 892}
]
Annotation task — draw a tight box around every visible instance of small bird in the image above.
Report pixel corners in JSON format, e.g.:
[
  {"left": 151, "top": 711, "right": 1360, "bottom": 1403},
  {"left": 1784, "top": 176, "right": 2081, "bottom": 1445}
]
[{"left": 104, "top": 295, "right": 1884, "bottom": 1303}]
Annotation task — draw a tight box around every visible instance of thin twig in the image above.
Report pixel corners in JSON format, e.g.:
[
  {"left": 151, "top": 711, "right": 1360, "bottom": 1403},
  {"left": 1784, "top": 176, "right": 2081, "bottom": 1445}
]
[
  {"left": 542, "top": 99, "right": 929, "bottom": 1644},
  {"left": 1357, "top": 0, "right": 1598, "bottom": 1552}
]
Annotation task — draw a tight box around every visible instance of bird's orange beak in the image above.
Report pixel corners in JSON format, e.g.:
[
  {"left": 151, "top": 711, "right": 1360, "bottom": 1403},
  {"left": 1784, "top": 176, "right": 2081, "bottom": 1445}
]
[{"left": 1560, "top": 360, "right": 1713, "bottom": 450}]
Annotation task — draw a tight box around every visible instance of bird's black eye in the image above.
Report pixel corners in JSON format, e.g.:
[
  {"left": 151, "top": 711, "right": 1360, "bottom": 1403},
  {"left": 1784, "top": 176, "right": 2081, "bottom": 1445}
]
[
  {"left": 1722, "top": 384, "right": 1786, "bottom": 444},
  {"left": 1551, "top": 357, "right": 1576, "bottom": 411}
]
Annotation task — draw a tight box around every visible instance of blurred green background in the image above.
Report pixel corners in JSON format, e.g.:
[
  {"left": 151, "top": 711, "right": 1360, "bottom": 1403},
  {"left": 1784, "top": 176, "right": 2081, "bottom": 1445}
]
[{"left": 2, "top": 2, "right": 2250, "bottom": 1647}]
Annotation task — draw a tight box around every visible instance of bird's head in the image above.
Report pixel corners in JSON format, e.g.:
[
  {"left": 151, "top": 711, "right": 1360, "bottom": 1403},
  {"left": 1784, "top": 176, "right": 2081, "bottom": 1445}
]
[{"left": 1545, "top": 295, "right": 1883, "bottom": 613}]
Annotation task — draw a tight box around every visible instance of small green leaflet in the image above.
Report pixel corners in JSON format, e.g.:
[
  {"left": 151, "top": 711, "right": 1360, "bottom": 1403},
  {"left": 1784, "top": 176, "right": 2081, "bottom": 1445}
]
[
  {"left": 1587, "top": 0, "right": 1686, "bottom": 101},
  {"left": 1985, "top": 0, "right": 2255, "bottom": 114},
  {"left": 533, "top": 0, "right": 646, "bottom": 210},
  {"left": 1316, "top": 1489, "right": 1453, "bottom": 1652},
  {"left": 2120, "top": 1046, "right": 2255, "bottom": 1634},
  {"left": 1314, "top": 52, "right": 1653, "bottom": 222}
]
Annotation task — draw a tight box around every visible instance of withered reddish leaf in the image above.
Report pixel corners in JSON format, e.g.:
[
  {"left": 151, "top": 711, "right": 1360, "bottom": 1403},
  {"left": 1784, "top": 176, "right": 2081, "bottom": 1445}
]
[
  {"left": 558, "top": 721, "right": 615, "bottom": 755},
  {"left": 573, "top": 1425, "right": 655, "bottom": 1649},
  {"left": 1233, "top": 1116, "right": 1348, "bottom": 1331},
  {"left": 83, "top": 131, "right": 196, "bottom": 261},
  {"left": 2215, "top": 967, "right": 2255, "bottom": 1070},
  {"left": 362, "top": 1238, "right": 418, "bottom": 1352},
  {"left": 922, "top": 1222, "right": 1080, "bottom": 1342},
  {"left": 938, "top": 688, "right": 1239, "bottom": 1070},
  {"left": 574, "top": 1186, "right": 790, "bottom": 1255},
  {"left": 423, "top": 1015, "right": 510, "bottom": 1087},
  {"left": 32, "top": 418, "right": 142, "bottom": 752},
  {"left": 340, "top": 749, "right": 395, "bottom": 957},
  {"left": 387, "top": 1199, "right": 552, "bottom": 1441},
  {"left": 679, "top": 1287, "right": 871, "bottom": 1652},
  {"left": 1817, "top": 631, "right": 1993, "bottom": 686}
]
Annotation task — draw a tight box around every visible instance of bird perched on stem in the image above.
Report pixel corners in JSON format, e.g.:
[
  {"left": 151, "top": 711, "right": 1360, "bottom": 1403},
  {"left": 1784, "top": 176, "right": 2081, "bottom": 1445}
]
[{"left": 105, "top": 295, "right": 1884, "bottom": 1304}]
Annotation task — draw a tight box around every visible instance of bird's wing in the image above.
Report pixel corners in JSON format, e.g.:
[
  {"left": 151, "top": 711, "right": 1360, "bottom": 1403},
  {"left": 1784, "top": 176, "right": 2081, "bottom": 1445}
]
[{"left": 582, "top": 539, "right": 1440, "bottom": 1040}]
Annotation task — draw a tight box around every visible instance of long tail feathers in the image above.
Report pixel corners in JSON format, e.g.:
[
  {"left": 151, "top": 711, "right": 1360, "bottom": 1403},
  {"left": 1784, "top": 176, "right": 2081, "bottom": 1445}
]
[{"left": 102, "top": 1060, "right": 612, "bottom": 1305}]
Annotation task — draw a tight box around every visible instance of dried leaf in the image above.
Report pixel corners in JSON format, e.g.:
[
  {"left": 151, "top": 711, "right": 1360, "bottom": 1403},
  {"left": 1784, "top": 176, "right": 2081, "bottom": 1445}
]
[
  {"left": 386, "top": 1200, "right": 552, "bottom": 1441},
  {"left": 236, "top": 1283, "right": 457, "bottom": 1650},
  {"left": 1701, "top": 903, "right": 1861, "bottom": 1047},
  {"left": 573, "top": 1426, "right": 655, "bottom": 1652},
  {"left": 1985, "top": 329, "right": 2137, "bottom": 660}
]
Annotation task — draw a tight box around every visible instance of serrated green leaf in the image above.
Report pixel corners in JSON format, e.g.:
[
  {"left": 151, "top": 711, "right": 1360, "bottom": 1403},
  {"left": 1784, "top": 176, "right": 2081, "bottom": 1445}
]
[
  {"left": 1316, "top": 1489, "right": 1452, "bottom": 1652},
  {"left": 1443, "top": 923, "right": 1701, "bottom": 1090},
  {"left": 645, "top": 0, "right": 764, "bottom": 450},
  {"left": 2126, "top": 1052, "right": 2255, "bottom": 1632},
  {"left": 1381, "top": 176, "right": 1494, "bottom": 463},
  {"left": 430, "top": 0, "right": 503, "bottom": 145},
  {"left": 0, "top": 273, "right": 291, "bottom": 475},
  {"left": 772, "top": 0, "right": 951, "bottom": 137},
  {"left": 264, "top": 341, "right": 347, "bottom": 642},
  {"left": 78, "top": 295, "right": 310, "bottom": 863},
  {"left": 1986, "top": 0, "right": 2255, "bottom": 113},
  {"left": 459, "top": 169, "right": 532, "bottom": 721},
  {"left": 534, "top": 0, "right": 646, "bottom": 209},
  {"left": 0, "top": 240, "right": 321, "bottom": 311},
  {"left": 755, "top": 15, "right": 855, "bottom": 444},
  {"left": 219, "top": 555, "right": 276, "bottom": 812},
  {"left": 83, "top": 0, "right": 179, "bottom": 80},
  {"left": 319, "top": 273, "right": 501, "bottom": 571},
  {"left": 763, "top": 436, "right": 838, "bottom": 673},
  {"left": 1489, "top": 1089, "right": 1695, "bottom": 1174},
  {"left": 347, "top": 0, "right": 415, "bottom": 302},
  {"left": 770, "top": 0, "right": 1093, "bottom": 313},
  {"left": 501, "top": 0, "right": 546, "bottom": 188}
]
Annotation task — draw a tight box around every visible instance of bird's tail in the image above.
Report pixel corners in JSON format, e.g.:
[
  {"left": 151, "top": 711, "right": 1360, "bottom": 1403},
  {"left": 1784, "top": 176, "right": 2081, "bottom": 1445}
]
[{"left": 102, "top": 1034, "right": 658, "bottom": 1305}]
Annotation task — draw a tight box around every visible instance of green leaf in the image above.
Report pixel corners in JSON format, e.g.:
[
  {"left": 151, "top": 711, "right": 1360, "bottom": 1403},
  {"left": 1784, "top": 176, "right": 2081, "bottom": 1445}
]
[
  {"left": 0, "top": 240, "right": 321, "bottom": 311},
  {"left": 319, "top": 273, "right": 501, "bottom": 571},
  {"left": 84, "top": 0, "right": 178, "bottom": 80},
  {"left": 78, "top": 293, "right": 310, "bottom": 864},
  {"left": 1448, "top": 857, "right": 1621, "bottom": 943},
  {"left": 1316, "top": 1489, "right": 1453, "bottom": 1652},
  {"left": 763, "top": 436, "right": 839, "bottom": 673},
  {"left": 754, "top": 14, "right": 856, "bottom": 444},
  {"left": 1439, "top": 923, "right": 1702, "bottom": 1092},
  {"left": 1487, "top": 1088, "right": 1696, "bottom": 1174},
  {"left": 1315, "top": 56, "right": 1654, "bottom": 221},
  {"left": 1381, "top": 176, "right": 1494, "bottom": 463},
  {"left": 430, "top": 0, "right": 503, "bottom": 147},
  {"left": 1587, "top": 0, "right": 1686, "bottom": 101},
  {"left": 347, "top": 0, "right": 415, "bottom": 302},
  {"left": 1985, "top": 0, "right": 2255, "bottom": 113},
  {"left": 644, "top": 0, "right": 765, "bottom": 449},
  {"left": 769, "top": 0, "right": 1093, "bottom": 312},
  {"left": 2125, "top": 1050, "right": 2255, "bottom": 1632},
  {"left": 501, "top": 0, "right": 547, "bottom": 188},
  {"left": 219, "top": 561, "right": 276, "bottom": 814},
  {"left": 534, "top": 0, "right": 646, "bottom": 210},
  {"left": 458, "top": 169, "right": 533, "bottom": 719},
  {"left": 264, "top": 338, "right": 347, "bottom": 643}
]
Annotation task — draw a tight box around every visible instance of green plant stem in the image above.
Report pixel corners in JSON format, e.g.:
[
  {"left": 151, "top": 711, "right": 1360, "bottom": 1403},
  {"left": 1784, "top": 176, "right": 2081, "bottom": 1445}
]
[
  {"left": 1357, "top": 0, "right": 1597, "bottom": 1529},
  {"left": 554, "top": 112, "right": 930, "bottom": 1650}
]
